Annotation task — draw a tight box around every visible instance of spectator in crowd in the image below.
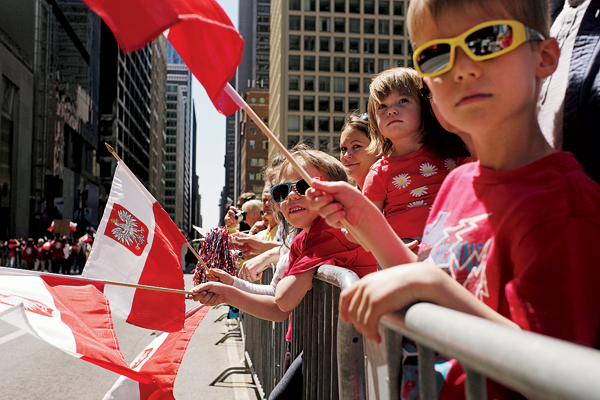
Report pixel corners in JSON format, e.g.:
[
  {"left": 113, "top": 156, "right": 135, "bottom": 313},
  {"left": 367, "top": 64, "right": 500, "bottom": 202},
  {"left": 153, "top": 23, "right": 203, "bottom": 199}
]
[
  {"left": 339, "top": 111, "right": 379, "bottom": 190},
  {"left": 36, "top": 238, "right": 49, "bottom": 272},
  {"left": 241, "top": 199, "right": 263, "bottom": 232},
  {"left": 7, "top": 238, "right": 19, "bottom": 268},
  {"left": 538, "top": 0, "right": 600, "bottom": 183},
  {"left": 21, "top": 238, "right": 38, "bottom": 270},
  {"left": 50, "top": 234, "right": 67, "bottom": 274},
  {"left": 306, "top": 0, "right": 600, "bottom": 397}
]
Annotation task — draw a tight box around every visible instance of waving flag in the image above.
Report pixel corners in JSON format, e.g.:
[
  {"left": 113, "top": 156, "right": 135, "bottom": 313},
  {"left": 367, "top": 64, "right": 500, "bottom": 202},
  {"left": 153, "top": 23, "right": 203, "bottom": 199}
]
[
  {"left": 0, "top": 268, "right": 152, "bottom": 383},
  {"left": 83, "top": 161, "right": 187, "bottom": 332},
  {"left": 103, "top": 305, "right": 210, "bottom": 400},
  {"left": 80, "top": 0, "right": 244, "bottom": 116}
]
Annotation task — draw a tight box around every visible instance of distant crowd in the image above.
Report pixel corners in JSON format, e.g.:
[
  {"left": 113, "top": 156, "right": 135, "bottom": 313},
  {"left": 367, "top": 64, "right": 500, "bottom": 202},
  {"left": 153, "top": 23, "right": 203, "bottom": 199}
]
[{"left": 0, "top": 233, "right": 94, "bottom": 275}]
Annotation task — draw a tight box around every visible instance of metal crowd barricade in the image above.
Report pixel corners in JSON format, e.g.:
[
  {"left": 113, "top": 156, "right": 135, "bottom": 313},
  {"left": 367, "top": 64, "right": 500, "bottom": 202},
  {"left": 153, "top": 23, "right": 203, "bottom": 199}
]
[
  {"left": 240, "top": 264, "right": 366, "bottom": 400},
  {"left": 378, "top": 303, "right": 600, "bottom": 400}
]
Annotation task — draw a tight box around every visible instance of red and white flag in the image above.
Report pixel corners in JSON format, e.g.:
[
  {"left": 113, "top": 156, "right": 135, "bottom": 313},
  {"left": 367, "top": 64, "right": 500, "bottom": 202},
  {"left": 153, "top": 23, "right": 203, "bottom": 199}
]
[
  {"left": 80, "top": 0, "right": 244, "bottom": 116},
  {"left": 0, "top": 268, "right": 152, "bottom": 383},
  {"left": 48, "top": 220, "right": 78, "bottom": 231},
  {"left": 103, "top": 305, "right": 210, "bottom": 400},
  {"left": 83, "top": 161, "right": 187, "bottom": 332}
]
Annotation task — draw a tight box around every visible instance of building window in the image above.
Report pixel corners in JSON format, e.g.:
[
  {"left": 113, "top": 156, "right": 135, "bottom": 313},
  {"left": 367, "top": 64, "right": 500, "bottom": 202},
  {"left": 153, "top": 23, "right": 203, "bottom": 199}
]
[
  {"left": 304, "top": 0, "right": 316, "bottom": 11},
  {"left": 364, "top": 19, "right": 375, "bottom": 34},
  {"left": 289, "top": 55, "right": 301, "bottom": 70},
  {"left": 333, "top": 116, "right": 345, "bottom": 132},
  {"left": 249, "top": 139, "right": 256, "bottom": 150},
  {"left": 289, "top": 35, "right": 301, "bottom": 50},
  {"left": 288, "top": 95, "right": 300, "bottom": 111},
  {"left": 348, "top": 77, "right": 360, "bottom": 93},
  {"left": 393, "top": 1, "right": 404, "bottom": 15},
  {"left": 378, "top": 58, "right": 390, "bottom": 72},
  {"left": 334, "top": 18, "right": 345, "bottom": 33},
  {"left": 319, "top": 136, "right": 330, "bottom": 152},
  {"left": 393, "top": 40, "right": 404, "bottom": 55},
  {"left": 334, "top": 0, "right": 345, "bottom": 12},
  {"left": 304, "top": 95, "right": 315, "bottom": 111},
  {"left": 303, "top": 135, "right": 315, "bottom": 148},
  {"left": 395, "top": 59, "right": 404, "bottom": 67},
  {"left": 320, "top": 0, "right": 331, "bottom": 11},
  {"left": 263, "top": 140, "right": 269, "bottom": 150},
  {"left": 304, "top": 16, "right": 316, "bottom": 31},
  {"left": 303, "top": 116, "right": 315, "bottom": 131},
  {"left": 349, "top": 97, "right": 360, "bottom": 111},
  {"left": 349, "top": 57, "right": 360, "bottom": 73},
  {"left": 379, "top": 0, "right": 390, "bottom": 14},
  {"left": 262, "top": 116, "right": 268, "bottom": 124},
  {"left": 349, "top": 0, "right": 360, "bottom": 13},
  {"left": 318, "top": 117, "right": 330, "bottom": 132},
  {"left": 364, "top": 58, "right": 375, "bottom": 73},
  {"left": 304, "top": 76, "right": 315, "bottom": 91},
  {"left": 334, "top": 77, "right": 345, "bottom": 92},
  {"left": 304, "top": 55, "right": 316, "bottom": 71},
  {"left": 290, "top": 15, "right": 301, "bottom": 30},
  {"left": 349, "top": 18, "right": 361, "bottom": 33},
  {"left": 364, "top": 77, "right": 371, "bottom": 93},
  {"left": 334, "top": 97, "right": 345, "bottom": 112},
  {"left": 290, "top": 0, "right": 301, "bottom": 10},
  {"left": 334, "top": 37, "right": 345, "bottom": 52},
  {"left": 320, "top": 17, "right": 331, "bottom": 32},
  {"left": 319, "top": 76, "right": 330, "bottom": 92},
  {"left": 349, "top": 38, "right": 360, "bottom": 53},
  {"left": 288, "top": 135, "right": 300, "bottom": 149},
  {"left": 393, "top": 20, "right": 404, "bottom": 35},
  {"left": 250, "top": 128, "right": 257, "bottom": 135},
  {"left": 364, "top": 0, "right": 375, "bottom": 13},
  {"left": 334, "top": 57, "right": 345, "bottom": 72},
  {"left": 379, "top": 20, "right": 390, "bottom": 35},
  {"left": 304, "top": 35, "right": 316, "bottom": 51},
  {"left": 289, "top": 75, "right": 300, "bottom": 90},
  {"left": 319, "top": 37, "right": 330, "bottom": 52},
  {"left": 249, "top": 172, "right": 256, "bottom": 181},
  {"left": 319, "top": 96, "right": 330, "bottom": 112},
  {"left": 364, "top": 38, "right": 375, "bottom": 54},
  {"left": 319, "top": 56, "right": 330, "bottom": 72},
  {"left": 288, "top": 116, "right": 300, "bottom": 131},
  {"left": 379, "top": 39, "right": 390, "bottom": 54}
]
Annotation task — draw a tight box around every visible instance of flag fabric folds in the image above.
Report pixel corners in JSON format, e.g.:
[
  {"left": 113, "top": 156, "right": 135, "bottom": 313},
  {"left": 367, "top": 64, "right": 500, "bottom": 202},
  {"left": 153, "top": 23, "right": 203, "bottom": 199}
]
[
  {"left": 80, "top": 0, "right": 244, "bottom": 116},
  {"left": 103, "top": 305, "right": 210, "bottom": 400},
  {"left": 83, "top": 161, "right": 187, "bottom": 332},
  {"left": 0, "top": 268, "right": 152, "bottom": 383}
]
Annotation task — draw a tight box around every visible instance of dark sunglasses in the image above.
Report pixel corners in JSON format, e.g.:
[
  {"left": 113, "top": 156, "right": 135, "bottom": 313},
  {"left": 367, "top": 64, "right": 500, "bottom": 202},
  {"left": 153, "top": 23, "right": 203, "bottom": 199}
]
[
  {"left": 270, "top": 178, "right": 311, "bottom": 203},
  {"left": 412, "top": 20, "right": 545, "bottom": 78}
]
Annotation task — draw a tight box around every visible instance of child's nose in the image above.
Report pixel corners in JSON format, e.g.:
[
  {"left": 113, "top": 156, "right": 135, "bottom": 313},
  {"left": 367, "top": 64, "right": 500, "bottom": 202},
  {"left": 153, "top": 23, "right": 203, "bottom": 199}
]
[{"left": 452, "top": 47, "right": 481, "bottom": 81}]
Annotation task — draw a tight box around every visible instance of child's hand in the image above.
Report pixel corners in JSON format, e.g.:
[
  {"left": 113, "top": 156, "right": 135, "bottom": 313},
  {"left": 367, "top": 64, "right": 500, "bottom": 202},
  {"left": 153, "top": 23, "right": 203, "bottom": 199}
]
[
  {"left": 239, "top": 254, "right": 268, "bottom": 282},
  {"left": 189, "top": 282, "right": 230, "bottom": 306},
  {"left": 306, "top": 180, "right": 367, "bottom": 228},
  {"left": 206, "top": 268, "right": 234, "bottom": 285}
]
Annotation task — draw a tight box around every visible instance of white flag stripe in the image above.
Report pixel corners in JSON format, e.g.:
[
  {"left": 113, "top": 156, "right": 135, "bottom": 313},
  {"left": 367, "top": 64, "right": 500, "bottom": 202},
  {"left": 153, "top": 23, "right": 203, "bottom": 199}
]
[{"left": 85, "top": 161, "right": 156, "bottom": 320}]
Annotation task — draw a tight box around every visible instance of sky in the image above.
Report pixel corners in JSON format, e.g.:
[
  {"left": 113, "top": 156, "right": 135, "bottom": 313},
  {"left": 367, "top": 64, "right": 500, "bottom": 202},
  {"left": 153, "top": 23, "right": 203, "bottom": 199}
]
[{"left": 192, "top": 0, "right": 239, "bottom": 230}]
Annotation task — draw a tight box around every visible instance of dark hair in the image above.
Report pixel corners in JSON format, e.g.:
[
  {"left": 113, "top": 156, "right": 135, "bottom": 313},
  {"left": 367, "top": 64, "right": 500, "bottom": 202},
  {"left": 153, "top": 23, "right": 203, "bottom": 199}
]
[{"left": 341, "top": 110, "right": 370, "bottom": 141}]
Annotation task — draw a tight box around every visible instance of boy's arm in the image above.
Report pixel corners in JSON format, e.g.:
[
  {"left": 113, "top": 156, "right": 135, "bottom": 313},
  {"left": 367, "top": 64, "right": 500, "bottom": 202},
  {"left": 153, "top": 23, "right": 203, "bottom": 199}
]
[
  {"left": 275, "top": 269, "right": 316, "bottom": 313},
  {"left": 307, "top": 180, "right": 417, "bottom": 267},
  {"left": 190, "top": 281, "right": 290, "bottom": 322},
  {"left": 339, "top": 263, "right": 519, "bottom": 343}
]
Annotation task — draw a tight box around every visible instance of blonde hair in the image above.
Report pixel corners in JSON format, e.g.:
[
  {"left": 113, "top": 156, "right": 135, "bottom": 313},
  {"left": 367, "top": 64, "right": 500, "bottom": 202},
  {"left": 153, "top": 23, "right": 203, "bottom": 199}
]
[
  {"left": 341, "top": 110, "right": 370, "bottom": 140},
  {"left": 407, "top": 0, "right": 550, "bottom": 48},
  {"left": 366, "top": 67, "right": 426, "bottom": 158}
]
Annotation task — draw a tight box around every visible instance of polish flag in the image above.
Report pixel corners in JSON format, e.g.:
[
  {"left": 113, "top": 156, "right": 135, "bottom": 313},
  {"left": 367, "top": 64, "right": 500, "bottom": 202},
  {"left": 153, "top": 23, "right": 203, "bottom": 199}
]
[
  {"left": 48, "top": 220, "right": 78, "bottom": 232},
  {"left": 83, "top": 161, "right": 187, "bottom": 332},
  {"left": 0, "top": 268, "right": 152, "bottom": 383},
  {"left": 79, "top": 0, "right": 243, "bottom": 116},
  {"left": 103, "top": 305, "right": 210, "bottom": 400}
]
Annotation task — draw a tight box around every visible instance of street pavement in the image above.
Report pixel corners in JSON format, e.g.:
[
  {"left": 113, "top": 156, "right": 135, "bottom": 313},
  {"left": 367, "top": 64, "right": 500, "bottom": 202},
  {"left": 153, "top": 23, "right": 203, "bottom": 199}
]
[{"left": 0, "top": 272, "right": 260, "bottom": 400}]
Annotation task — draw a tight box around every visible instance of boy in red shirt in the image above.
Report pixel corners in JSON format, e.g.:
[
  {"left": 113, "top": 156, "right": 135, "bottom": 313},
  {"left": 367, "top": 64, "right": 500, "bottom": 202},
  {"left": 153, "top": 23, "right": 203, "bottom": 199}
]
[{"left": 306, "top": 0, "right": 600, "bottom": 398}]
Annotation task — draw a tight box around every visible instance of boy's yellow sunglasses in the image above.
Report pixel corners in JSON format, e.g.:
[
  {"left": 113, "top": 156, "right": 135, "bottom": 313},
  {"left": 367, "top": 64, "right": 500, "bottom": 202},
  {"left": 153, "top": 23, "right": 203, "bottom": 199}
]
[{"left": 412, "top": 20, "right": 545, "bottom": 78}]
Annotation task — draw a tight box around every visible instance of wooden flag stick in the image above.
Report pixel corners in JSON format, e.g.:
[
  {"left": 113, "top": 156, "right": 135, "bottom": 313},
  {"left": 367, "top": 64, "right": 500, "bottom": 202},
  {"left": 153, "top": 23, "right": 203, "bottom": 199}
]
[
  {"left": 106, "top": 280, "right": 195, "bottom": 296},
  {"left": 105, "top": 142, "right": 212, "bottom": 276},
  {"left": 223, "top": 85, "right": 372, "bottom": 252}
]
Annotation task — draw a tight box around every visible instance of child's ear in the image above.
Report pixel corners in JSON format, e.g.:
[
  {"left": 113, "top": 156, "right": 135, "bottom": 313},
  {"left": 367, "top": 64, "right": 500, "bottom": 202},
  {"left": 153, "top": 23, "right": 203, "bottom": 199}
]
[{"left": 536, "top": 38, "right": 560, "bottom": 80}]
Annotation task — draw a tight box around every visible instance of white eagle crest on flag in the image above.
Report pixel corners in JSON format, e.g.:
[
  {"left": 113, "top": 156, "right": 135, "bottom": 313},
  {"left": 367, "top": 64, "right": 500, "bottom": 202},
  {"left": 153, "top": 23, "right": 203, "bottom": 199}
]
[{"left": 110, "top": 209, "right": 146, "bottom": 250}]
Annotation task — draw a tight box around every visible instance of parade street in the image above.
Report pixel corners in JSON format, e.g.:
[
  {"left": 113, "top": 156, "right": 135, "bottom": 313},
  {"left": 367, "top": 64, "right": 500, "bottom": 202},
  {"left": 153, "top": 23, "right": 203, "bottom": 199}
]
[{"left": 0, "top": 274, "right": 258, "bottom": 400}]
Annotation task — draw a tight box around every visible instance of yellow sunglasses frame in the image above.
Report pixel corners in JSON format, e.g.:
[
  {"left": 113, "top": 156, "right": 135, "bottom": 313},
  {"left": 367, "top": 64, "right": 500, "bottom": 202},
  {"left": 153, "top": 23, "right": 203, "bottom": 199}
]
[{"left": 412, "top": 20, "right": 545, "bottom": 78}]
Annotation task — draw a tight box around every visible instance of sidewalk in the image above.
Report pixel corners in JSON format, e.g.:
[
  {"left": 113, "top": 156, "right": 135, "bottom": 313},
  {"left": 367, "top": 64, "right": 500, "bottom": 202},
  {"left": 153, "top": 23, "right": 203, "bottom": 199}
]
[{"left": 177, "top": 273, "right": 261, "bottom": 400}]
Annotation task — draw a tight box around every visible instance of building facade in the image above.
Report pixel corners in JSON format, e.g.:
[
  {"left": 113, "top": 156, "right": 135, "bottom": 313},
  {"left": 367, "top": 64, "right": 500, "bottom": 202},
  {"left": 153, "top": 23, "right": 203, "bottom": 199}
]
[
  {"left": 269, "top": 0, "right": 411, "bottom": 160},
  {"left": 240, "top": 89, "right": 270, "bottom": 197}
]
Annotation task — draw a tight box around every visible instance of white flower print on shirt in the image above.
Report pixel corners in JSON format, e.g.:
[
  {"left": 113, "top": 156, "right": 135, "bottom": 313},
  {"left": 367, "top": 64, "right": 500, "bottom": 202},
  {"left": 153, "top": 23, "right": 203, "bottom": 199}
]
[
  {"left": 420, "top": 162, "right": 438, "bottom": 177},
  {"left": 410, "top": 186, "right": 428, "bottom": 197},
  {"left": 392, "top": 173, "right": 411, "bottom": 189},
  {"left": 407, "top": 200, "right": 426, "bottom": 208},
  {"left": 445, "top": 158, "right": 457, "bottom": 171}
]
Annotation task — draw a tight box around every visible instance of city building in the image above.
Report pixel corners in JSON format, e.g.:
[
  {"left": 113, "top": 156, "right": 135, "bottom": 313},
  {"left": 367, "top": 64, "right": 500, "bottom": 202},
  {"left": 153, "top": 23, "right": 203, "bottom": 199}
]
[
  {"left": 269, "top": 0, "right": 411, "bottom": 160},
  {"left": 166, "top": 43, "right": 193, "bottom": 234},
  {"left": 149, "top": 34, "right": 168, "bottom": 205},
  {"left": 240, "top": 89, "right": 270, "bottom": 197}
]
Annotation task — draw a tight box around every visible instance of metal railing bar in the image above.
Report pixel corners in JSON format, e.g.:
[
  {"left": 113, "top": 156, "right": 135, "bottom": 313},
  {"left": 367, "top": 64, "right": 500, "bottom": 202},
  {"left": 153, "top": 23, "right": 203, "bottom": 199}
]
[
  {"left": 380, "top": 302, "right": 600, "bottom": 400},
  {"left": 464, "top": 368, "right": 487, "bottom": 400},
  {"left": 417, "top": 344, "right": 437, "bottom": 400}
]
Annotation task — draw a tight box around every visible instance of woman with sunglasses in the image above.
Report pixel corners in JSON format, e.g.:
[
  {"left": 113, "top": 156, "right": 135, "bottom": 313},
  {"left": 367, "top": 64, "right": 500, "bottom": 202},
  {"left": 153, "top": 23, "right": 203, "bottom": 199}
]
[{"left": 339, "top": 111, "right": 379, "bottom": 191}]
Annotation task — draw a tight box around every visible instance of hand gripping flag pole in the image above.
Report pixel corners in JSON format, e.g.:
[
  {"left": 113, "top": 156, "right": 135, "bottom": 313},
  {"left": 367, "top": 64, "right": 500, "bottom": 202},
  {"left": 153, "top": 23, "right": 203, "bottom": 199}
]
[{"left": 223, "top": 84, "right": 372, "bottom": 252}]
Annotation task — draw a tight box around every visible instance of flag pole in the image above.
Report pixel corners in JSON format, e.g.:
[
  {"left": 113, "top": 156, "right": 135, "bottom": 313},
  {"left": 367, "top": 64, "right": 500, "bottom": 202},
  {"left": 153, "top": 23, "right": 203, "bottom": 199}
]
[
  {"left": 105, "top": 279, "right": 195, "bottom": 296},
  {"left": 223, "top": 84, "right": 372, "bottom": 252}
]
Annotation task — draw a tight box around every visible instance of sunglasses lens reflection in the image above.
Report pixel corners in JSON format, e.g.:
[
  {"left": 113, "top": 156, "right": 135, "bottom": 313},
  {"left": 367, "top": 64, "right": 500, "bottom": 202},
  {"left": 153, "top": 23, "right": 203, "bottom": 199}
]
[
  {"left": 295, "top": 179, "right": 310, "bottom": 196},
  {"left": 272, "top": 184, "right": 289, "bottom": 203}
]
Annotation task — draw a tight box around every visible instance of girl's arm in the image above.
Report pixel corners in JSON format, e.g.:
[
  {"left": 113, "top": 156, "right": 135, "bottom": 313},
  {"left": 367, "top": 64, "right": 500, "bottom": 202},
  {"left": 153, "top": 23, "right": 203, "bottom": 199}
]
[
  {"left": 306, "top": 180, "right": 417, "bottom": 267},
  {"left": 238, "top": 245, "right": 281, "bottom": 282},
  {"left": 274, "top": 269, "right": 316, "bottom": 313},
  {"left": 339, "top": 263, "right": 519, "bottom": 343},
  {"left": 190, "top": 282, "right": 290, "bottom": 322}
]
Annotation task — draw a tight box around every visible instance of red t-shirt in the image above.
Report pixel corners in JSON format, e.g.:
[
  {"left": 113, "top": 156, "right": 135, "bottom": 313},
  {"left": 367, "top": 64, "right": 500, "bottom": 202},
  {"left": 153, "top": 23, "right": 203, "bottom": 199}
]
[
  {"left": 50, "top": 239, "right": 66, "bottom": 259},
  {"left": 363, "top": 146, "right": 470, "bottom": 239},
  {"left": 284, "top": 216, "right": 377, "bottom": 279},
  {"left": 407, "top": 152, "right": 600, "bottom": 399},
  {"left": 21, "top": 245, "right": 38, "bottom": 263},
  {"left": 37, "top": 245, "right": 48, "bottom": 262}
]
